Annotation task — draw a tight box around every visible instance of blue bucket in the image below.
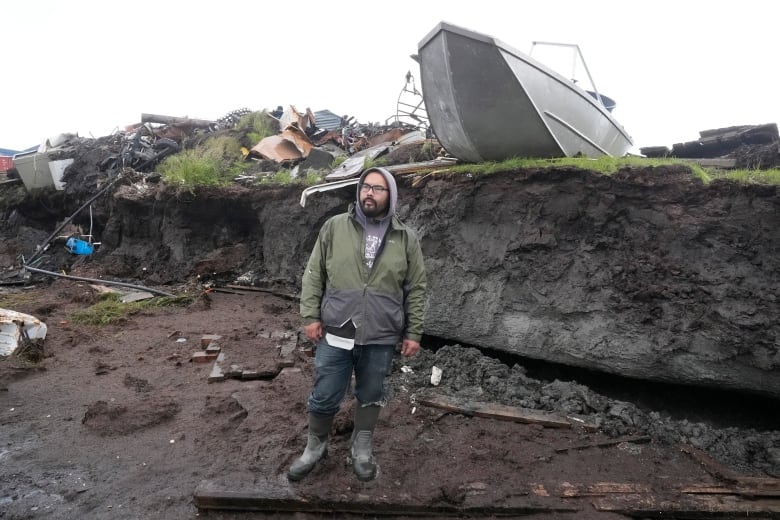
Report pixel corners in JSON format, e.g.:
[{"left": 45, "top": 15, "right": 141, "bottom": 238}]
[{"left": 66, "top": 237, "right": 94, "bottom": 255}]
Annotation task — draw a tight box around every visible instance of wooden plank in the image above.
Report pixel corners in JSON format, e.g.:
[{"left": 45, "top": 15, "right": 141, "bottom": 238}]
[
  {"left": 736, "top": 479, "right": 780, "bottom": 498},
  {"left": 211, "top": 287, "right": 246, "bottom": 295},
  {"left": 594, "top": 493, "right": 780, "bottom": 517},
  {"left": 225, "top": 285, "right": 298, "bottom": 301},
  {"left": 384, "top": 157, "right": 458, "bottom": 175},
  {"left": 559, "top": 482, "right": 651, "bottom": 497},
  {"left": 418, "top": 394, "right": 597, "bottom": 430},
  {"left": 680, "top": 483, "right": 738, "bottom": 495},
  {"left": 141, "top": 113, "right": 215, "bottom": 128},
  {"left": 193, "top": 480, "right": 579, "bottom": 515},
  {"left": 678, "top": 444, "right": 741, "bottom": 482},
  {"left": 554, "top": 435, "right": 651, "bottom": 453},
  {"left": 681, "top": 479, "right": 780, "bottom": 498},
  {"left": 678, "top": 157, "right": 737, "bottom": 169}
]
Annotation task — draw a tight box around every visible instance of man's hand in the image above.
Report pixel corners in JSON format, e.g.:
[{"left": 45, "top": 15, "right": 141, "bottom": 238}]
[
  {"left": 401, "top": 338, "right": 420, "bottom": 357},
  {"left": 304, "top": 321, "right": 323, "bottom": 342}
]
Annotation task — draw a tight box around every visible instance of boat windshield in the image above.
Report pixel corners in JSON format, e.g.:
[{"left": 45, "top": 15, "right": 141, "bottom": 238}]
[{"left": 529, "top": 42, "right": 612, "bottom": 110}]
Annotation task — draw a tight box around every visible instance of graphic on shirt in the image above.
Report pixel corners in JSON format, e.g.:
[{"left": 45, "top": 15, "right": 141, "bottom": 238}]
[{"left": 365, "top": 233, "right": 381, "bottom": 269}]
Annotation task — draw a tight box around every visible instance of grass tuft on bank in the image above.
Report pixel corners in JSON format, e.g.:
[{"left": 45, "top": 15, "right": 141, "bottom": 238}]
[
  {"left": 236, "top": 111, "right": 277, "bottom": 144},
  {"left": 70, "top": 293, "right": 193, "bottom": 326},
  {"left": 713, "top": 168, "right": 780, "bottom": 185},
  {"left": 446, "top": 156, "right": 780, "bottom": 185}
]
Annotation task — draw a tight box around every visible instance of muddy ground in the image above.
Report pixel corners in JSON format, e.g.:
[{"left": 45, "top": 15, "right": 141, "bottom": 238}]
[
  {"left": 1, "top": 140, "right": 779, "bottom": 518},
  {"left": 1, "top": 274, "right": 779, "bottom": 520},
  {"left": 1, "top": 279, "right": 778, "bottom": 520}
]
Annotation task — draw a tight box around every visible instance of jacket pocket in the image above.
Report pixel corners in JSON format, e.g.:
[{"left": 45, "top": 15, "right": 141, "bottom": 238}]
[{"left": 321, "top": 288, "right": 359, "bottom": 328}]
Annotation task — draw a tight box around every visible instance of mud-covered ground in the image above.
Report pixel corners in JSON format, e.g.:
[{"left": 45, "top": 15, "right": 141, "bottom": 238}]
[{"left": 1, "top": 275, "right": 779, "bottom": 519}]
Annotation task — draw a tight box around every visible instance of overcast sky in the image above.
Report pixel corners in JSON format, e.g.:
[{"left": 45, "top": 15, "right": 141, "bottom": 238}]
[{"left": 3, "top": 1, "right": 777, "bottom": 154}]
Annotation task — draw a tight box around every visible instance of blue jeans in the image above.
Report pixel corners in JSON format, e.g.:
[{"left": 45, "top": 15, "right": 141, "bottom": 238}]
[{"left": 307, "top": 339, "right": 395, "bottom": 418}]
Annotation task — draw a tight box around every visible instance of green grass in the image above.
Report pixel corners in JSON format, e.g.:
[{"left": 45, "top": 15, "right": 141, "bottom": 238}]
[
  {"left": 256, "top": 169, "right": 325, "bottom": 186},
  {"left": 304, "top": 170, "right": 324, "bottom": 185},
  {"left": 69, "top": 293, "right": 193, "bottom": 326},
  {"left": 450, "top": 155, "right": 681, "bottom": 174},
  {"left": 363, "top": 157, "right": 388, "bottom": 170},
  {"left": 237, "top": 111, "right": 277, "bottom": 142},
  {"left": 331, "top": 156, "right": 347, "bottom": 168},
  {"left": 443, "top": 155, "right": 780, "bottom": 185},
  {"left": 267, "top": 169, "right": 293, "bottom": 184},
  {"left": 712, "top": 168, "right": 780, "bottom": 184},
  {"left": 159, "top": 150, "right": 225, "bottom": 188},
  {"left": 0, "top": 291, "right": 37, "bottom": 309},
  {"left": 160, "top": 134, "right": 253, "bottom": 188}
]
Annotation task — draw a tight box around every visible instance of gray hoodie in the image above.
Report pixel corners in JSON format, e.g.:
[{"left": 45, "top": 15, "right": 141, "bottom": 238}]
[{"left": 354, "top": 167, "right": 398, "bottom": 270}]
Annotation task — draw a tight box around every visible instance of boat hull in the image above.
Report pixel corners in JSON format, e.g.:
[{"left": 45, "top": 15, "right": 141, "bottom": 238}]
[{"left": 418, "top": 23, "right": 633, "bottom": 161}]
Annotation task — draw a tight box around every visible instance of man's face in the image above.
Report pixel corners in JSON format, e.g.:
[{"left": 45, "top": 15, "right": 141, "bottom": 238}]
[{"left": 359, "top": 172, "right": 390, "bottom": 218}]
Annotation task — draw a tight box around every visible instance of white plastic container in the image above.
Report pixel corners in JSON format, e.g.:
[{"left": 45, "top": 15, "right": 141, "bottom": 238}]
[{"left": 13, "top": 150, "right": 54, "bottom": 190}]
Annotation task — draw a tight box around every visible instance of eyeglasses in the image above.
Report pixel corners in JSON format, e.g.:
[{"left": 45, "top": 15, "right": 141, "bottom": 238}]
[{"left": 360, "top": 183, "right": 388, "bottom": 194}]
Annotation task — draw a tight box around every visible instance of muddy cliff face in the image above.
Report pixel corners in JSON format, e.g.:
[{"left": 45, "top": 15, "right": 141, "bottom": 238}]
[
  {"left": 4, "top": 165, "right": 779, "bottom": 398},
  {"left": 406, "top": 167, "right": 779, "bottom": 399}
]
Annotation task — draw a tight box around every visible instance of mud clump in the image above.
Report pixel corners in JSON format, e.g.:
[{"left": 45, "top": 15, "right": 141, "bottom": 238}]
[{"left": 82, "top": 397, "right": 180, "bottom": 436}]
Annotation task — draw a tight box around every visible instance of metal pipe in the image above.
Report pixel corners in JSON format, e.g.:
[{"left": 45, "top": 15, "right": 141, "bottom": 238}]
[{"left": 22, "top": 265, "right": 176, "bottom": 297}]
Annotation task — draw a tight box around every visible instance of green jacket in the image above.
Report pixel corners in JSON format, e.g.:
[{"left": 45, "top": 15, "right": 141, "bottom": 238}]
[{"left": 300, "top": 204, "right": 426, "bottom": 344}]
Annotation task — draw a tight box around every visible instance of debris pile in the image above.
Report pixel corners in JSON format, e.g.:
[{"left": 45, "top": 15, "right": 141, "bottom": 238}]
[
  {"left": 640, "top": 123, "right": 780, "bottom": 168},
  {"left": 10, "top": 101, "right": 439, "bottom": 199}
]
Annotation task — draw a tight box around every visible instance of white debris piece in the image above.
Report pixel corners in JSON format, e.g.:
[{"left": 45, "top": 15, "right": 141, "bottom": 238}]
[
  {"left": 0, "top": 309, "right": 48, "bottom": 357},
  {"left": 430, "top": 366, "right": 442, "bottom": 386}
]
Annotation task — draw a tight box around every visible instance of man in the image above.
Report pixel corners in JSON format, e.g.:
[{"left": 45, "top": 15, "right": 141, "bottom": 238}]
[{"left": 289, "top": 166, "right": 426, "bottom": 482}]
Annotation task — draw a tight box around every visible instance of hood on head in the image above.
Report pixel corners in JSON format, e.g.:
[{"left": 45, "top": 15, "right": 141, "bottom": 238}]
[{"left": 355, "top": 167, "right": 398, "bottom": 220}]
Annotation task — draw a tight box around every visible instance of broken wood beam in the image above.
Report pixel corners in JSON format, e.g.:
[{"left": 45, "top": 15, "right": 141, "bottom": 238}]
[
  {"left": 679, "top": 157, "right": 737, "bottom": 169},
  {"left": 681, "top": 481, "right": 780, "bottom": 498},
  {"left": 554, "top": 435, "right": 651, "bottom": 453},
  {"left": 593, "top": 493, "right": 780, "bottom": 517},
  {"left": 559, "top": 482, "right": 651, "bottom": 497},
  {"left": 418, "top": 394, "right": 598, "bottom": 430},
  {"left": 141, "top": 113, "right": 215, "bottom": 128},
  {"left": 210, "top": 287, "right": 246, "bottom": 295},
  {"left": 225, "top": 285, "right": 298, "bottom": 301},
  {"left": 384, "top": 157, "right": 458, "bottom": 175},
  {"left": 193, "top": 480, "right": 579, "bottom": 515},
  {"left": 678, "top": 444, "right": 741, "bottom": 482}
]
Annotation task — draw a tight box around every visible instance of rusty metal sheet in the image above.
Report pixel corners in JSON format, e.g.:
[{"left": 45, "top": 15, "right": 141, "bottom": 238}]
[
  {"left": 279, "top": 125, "right": 313, "bottom": 157},
  {"left": 313, "top": 129, "right": 342, "bottom": 147},
  {"left": 251, "top": 135, "right": 303, "bottom": 163},
  {"left": 250, "top": 124, "right": 314, "bottom": 163}
]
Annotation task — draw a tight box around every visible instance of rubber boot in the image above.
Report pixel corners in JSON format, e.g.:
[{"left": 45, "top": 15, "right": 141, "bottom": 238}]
[
  {"left": 351, "top": 404, "right": 381, "bottom": 481},
  {"left": 287, "top": 414, "right": 333, "bottom": 481}
]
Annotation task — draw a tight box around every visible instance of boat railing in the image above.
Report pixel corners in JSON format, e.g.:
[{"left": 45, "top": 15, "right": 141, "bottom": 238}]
[{"left": 529, "top": 41, "right": 610, "bottom": 111}]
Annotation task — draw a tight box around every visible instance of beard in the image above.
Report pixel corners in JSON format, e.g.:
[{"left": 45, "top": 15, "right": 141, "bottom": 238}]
[{"left": 360, "top": 197, "right": 388, "bottom": 218}]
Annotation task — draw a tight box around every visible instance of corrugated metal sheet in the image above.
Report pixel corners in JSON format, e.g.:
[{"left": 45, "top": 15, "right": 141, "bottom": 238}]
[{"left": 313, "top": 110, "right": 343, "bottom": 131}]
